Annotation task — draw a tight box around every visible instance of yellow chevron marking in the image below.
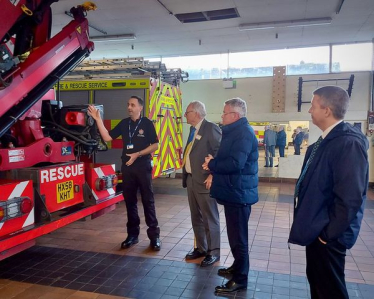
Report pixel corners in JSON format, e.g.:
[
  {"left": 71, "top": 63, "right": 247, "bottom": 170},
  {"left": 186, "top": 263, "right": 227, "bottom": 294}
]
[
  {"left": 155, "top": 157, "right": 161, "bottom": 175},
  {"left": 161, "top": 138, "right": 169, "bottom": 165},
  {"left": 169, "top": 154, "right": 175, "bottom": 168},
  {"left": 160, "top": 96, "right": 175, "bottom": 105}
]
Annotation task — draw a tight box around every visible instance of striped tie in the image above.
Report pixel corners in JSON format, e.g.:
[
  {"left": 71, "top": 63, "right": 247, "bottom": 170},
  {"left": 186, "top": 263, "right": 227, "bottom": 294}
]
[
  {"left": 182, "top": 126, "right": 196, "bottom": 166},
  {"left": 294, "top": 136, "right": 323, "bottom": 200}
]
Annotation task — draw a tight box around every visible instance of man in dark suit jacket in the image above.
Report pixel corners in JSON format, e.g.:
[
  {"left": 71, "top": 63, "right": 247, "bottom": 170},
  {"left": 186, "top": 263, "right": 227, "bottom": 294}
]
[
  {"left": 276, "top": 126, "right": 287, "bottom": 158},
  {"left": 183, "top": 101, "right": 221, "bottom": 267},
  {"left": 293, "top": 127, "right": 304, "bottom": 155},
  {"left": 289, "top": 86, "right": 368, "bottom": 299}
]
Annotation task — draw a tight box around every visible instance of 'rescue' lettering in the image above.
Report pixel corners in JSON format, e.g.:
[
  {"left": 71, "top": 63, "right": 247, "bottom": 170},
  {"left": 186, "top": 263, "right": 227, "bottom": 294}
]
[{"left": 40, "top": 164, "right": 84, "bottom": 183}]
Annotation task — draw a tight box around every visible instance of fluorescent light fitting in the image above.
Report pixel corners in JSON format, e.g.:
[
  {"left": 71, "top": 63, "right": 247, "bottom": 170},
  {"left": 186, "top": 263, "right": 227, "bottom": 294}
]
[
  {"left": 239, "top": 17, "right": 332, "bottom": 31},
  {"left": 90, "top": 34, "right": 136, "bottom": 42}
]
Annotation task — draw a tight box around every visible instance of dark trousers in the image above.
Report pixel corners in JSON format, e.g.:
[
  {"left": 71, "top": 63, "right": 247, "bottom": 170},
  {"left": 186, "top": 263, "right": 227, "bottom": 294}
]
[
  {"left": 278, "top": 146, "right": 285, "bottom": 157},
  {"left": 224, "top": 204, "right": 251, "bottom": 284},
  {"left": 121, "top": 162, "right": 160, "bottom": 240},
  {"left": 306, "top": 238, "right": 348, "bottom": 299},
  {"left": 294, "top": 143, "right": 301, "bottom": 155}
]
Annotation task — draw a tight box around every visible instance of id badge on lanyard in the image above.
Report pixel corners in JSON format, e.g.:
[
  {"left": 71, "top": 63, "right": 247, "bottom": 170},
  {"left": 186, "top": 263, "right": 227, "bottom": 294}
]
[{"left": 128, "top": 117, "right": 142, "bottom": 149}]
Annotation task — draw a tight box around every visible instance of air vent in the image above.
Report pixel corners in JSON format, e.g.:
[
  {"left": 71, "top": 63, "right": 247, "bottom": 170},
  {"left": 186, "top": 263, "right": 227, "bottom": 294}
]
[{"left": 175, "top": 8, "right": 239, "bottom": 23}]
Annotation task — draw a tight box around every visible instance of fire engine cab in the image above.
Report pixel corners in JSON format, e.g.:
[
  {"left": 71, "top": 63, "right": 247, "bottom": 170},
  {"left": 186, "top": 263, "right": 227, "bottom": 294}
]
[{"left": 0, "top": 1, "right": 123, "bottom": 260}]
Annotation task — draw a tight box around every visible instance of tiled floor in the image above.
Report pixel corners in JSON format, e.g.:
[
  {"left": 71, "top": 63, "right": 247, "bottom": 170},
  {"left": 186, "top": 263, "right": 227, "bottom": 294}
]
[
  {"left": 1, "top": 178, "right": 374, "bottom": 299},
  {"left": 257, "top": 145, "right": 308, "bottom": 179}
]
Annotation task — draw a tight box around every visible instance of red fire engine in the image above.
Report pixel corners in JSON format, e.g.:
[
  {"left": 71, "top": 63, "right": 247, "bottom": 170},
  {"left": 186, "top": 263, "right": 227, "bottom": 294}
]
[{"left": 0, "top": 1, "right": 123, "bottom": 260}]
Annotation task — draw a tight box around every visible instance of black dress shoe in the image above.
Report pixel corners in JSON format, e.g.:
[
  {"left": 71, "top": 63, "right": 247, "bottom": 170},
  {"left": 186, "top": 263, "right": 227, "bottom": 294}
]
[
  {"left": 150, "top": 238, "right": 161, "bottom": 251},
  {"left": 217, "top": 265, "right": 235, "bottom": 275},
  {"left": 121, "top": 236, "right": 139, "bottom": 249},
  {"left": 215, "top": 280, "right": 247, "bottom": 293},
  {"left": 185, "top": 248, "right": 206, "bottom": 260},
  {"left": 200, "top": 255, "right": 220, "bottom": 267}
]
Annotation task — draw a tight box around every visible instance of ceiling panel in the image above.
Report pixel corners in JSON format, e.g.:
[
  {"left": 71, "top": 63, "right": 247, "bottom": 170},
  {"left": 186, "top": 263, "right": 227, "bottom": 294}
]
[
  {"left": 163, "top": 0, "right": 237, "bottom": 14},
  {"left": 47, "top": 0, "right": 374, "bottom": 59}
]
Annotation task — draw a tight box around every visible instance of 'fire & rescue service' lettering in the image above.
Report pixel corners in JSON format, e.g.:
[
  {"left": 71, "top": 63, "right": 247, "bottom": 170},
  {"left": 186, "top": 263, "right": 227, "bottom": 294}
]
[{"left": 40, "top": 164, "right": 84, "bottom": 183}]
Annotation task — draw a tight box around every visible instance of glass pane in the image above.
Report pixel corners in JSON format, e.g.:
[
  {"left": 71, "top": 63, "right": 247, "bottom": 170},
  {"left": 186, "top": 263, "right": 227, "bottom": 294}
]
[
  {"left": 286, "top": 47, "right": 330, "bottom": 75},
  {"left": 229, "top": 46, "right": 330, "bottom": 77},
  {"left": 150, "top": 54, "right": 228, "bottom": 80},
  {"left": 332, "top": 43, "right": 373, "bottom": 72}
]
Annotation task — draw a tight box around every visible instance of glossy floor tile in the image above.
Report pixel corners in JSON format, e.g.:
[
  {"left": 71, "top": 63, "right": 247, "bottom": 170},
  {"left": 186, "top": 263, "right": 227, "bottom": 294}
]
[{"left": 1, "top": 178, "right": 373, "bottom": 298}]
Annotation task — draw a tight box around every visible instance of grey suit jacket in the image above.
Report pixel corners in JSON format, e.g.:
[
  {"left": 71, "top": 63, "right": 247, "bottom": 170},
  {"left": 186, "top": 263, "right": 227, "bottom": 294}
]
[
  {"left": 264, "top": 129, "right": 277, "bottom": 146},
  {"left": 182, "top": 119, "right": 221, "bottom": 192}
]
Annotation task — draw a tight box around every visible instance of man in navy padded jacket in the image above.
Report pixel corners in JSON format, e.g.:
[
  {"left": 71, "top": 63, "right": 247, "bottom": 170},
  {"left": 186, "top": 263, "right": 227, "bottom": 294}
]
[
  {"left": 203, "top": 98, "right": 258, "bottom": 294},
  {"left": 289, "top": 86, "right": 368, "bottom": 299}
]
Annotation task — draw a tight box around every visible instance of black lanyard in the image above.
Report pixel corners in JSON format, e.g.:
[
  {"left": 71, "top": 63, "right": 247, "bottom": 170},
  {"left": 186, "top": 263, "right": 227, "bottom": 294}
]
[{"left": 128, "top": 117, "right": 142, "bottom": 144}]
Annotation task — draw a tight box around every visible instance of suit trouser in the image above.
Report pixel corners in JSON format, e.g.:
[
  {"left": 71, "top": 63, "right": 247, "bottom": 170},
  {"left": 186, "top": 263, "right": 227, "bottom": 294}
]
[
  {"left": 265, "top": 145, "right": 275, "bottom": 166},
  {"left": 294, "top": 143, "right": 301, "bottom": 155},
  {"left": 306, "top": 238, "right": 348, "bottom": 299},
  {"left": 121, "top": 162, "right": 160, "bottom": 240},
  {"left": 224, "top": 204, "right": 251, "bottom": 284},
  {"left": 278, "top": 146, "right": 285, "bottom": 157},
  {"left": 186, "top": 174, "right": 220, "bottom": 255}
]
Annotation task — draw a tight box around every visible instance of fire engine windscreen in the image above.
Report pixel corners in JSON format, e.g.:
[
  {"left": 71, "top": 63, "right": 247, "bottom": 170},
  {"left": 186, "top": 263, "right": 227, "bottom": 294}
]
[{"left": 41, "top": 102, "right": 107, "bottom": 155}]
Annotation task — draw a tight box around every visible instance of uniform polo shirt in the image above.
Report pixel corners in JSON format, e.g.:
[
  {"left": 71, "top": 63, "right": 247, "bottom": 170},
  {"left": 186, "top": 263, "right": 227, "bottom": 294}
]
[{"left": 109, "top": 116, "right": 158, "bottom": 164}]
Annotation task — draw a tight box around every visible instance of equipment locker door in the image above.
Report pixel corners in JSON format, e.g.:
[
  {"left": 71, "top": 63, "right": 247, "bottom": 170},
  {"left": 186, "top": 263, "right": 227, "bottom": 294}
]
[{"left": 58, "top": 91, "right": 89, "bottom": 106}]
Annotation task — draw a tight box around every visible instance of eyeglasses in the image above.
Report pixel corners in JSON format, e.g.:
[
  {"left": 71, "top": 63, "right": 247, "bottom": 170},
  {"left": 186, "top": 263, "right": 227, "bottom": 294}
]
[
  {"left": 222, "top": 111, "right": 236, "bottom": 116},
  {"left": 184, "top": 110, "right": 195, "bottom": 115}
]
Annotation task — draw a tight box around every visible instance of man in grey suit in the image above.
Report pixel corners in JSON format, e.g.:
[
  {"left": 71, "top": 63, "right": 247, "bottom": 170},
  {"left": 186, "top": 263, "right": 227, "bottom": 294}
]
[
  {"left": 263, "top": 125, "right": 277, "bottom": 167},
  {"left": 183, "top": 101, "right": 221, "bottom": 267}
]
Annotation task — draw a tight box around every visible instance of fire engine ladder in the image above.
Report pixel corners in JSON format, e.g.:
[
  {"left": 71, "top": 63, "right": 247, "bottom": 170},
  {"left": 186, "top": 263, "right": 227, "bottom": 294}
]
[
  {"left": 66, "top": 57, "right": 189, "bottom": 85},
  {"left": 66, "top": 57, "right": 160, "bottom": 78}
]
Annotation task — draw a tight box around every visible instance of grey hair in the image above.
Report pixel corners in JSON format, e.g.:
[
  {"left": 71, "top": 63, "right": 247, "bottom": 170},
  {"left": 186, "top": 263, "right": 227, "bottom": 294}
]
[
  {"left": 189, "top": 101, "right": 207, "bottom": 118},
  {"left": 225, "top": 98, "right": 247, "bottom": 117},
  {"left": 313, "top": 86, "right": 349, "bottom": 120}
]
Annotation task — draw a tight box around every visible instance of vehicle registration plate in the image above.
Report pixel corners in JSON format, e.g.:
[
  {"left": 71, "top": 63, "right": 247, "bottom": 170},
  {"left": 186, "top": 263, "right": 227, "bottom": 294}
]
[{"left": 57, "top": 180, "right": 73, "bottom": 203}]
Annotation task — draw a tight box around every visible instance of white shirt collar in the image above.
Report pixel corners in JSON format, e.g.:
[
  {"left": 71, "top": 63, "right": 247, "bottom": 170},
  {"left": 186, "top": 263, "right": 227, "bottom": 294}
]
[
  {"left": 194, "top": 118, "right": 204, "bottom": 133},
  {"left": 322, "top": 120, "right": 343, "bottom": 139}
]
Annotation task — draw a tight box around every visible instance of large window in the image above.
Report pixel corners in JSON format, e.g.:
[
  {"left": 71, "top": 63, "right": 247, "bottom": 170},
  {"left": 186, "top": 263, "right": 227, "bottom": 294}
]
[
  {"left": 148, "top": 42, "right": 372, "bottom": 80},
  {"left": 332, "top": 43, "right": 373, "bottom": 72},
  {"left": 229, "top": 47, "right": 329, "bottom": 77}
]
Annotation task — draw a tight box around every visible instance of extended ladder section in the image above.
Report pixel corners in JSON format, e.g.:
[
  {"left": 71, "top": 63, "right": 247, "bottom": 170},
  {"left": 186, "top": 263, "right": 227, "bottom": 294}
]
[{"left": 66, "top": 57, "right": 189, "bottom": 86}]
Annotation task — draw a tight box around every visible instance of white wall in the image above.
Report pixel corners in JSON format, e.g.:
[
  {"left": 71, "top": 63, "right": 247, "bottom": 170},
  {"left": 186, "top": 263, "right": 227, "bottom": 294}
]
[{"left": 180, "top": 71, "right": 373, "bottom": 181}]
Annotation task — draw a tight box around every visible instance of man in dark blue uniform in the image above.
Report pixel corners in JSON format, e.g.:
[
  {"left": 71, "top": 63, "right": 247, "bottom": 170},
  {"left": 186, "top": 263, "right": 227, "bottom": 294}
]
[{"left": 88, "top": 96, "right": 161, "bottom": 251}]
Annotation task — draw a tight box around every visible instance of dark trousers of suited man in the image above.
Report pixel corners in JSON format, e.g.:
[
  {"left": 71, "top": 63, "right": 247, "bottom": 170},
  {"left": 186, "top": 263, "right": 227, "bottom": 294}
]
[{"left": 186, "top": 175, "right": 220, "bottom": 256}]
